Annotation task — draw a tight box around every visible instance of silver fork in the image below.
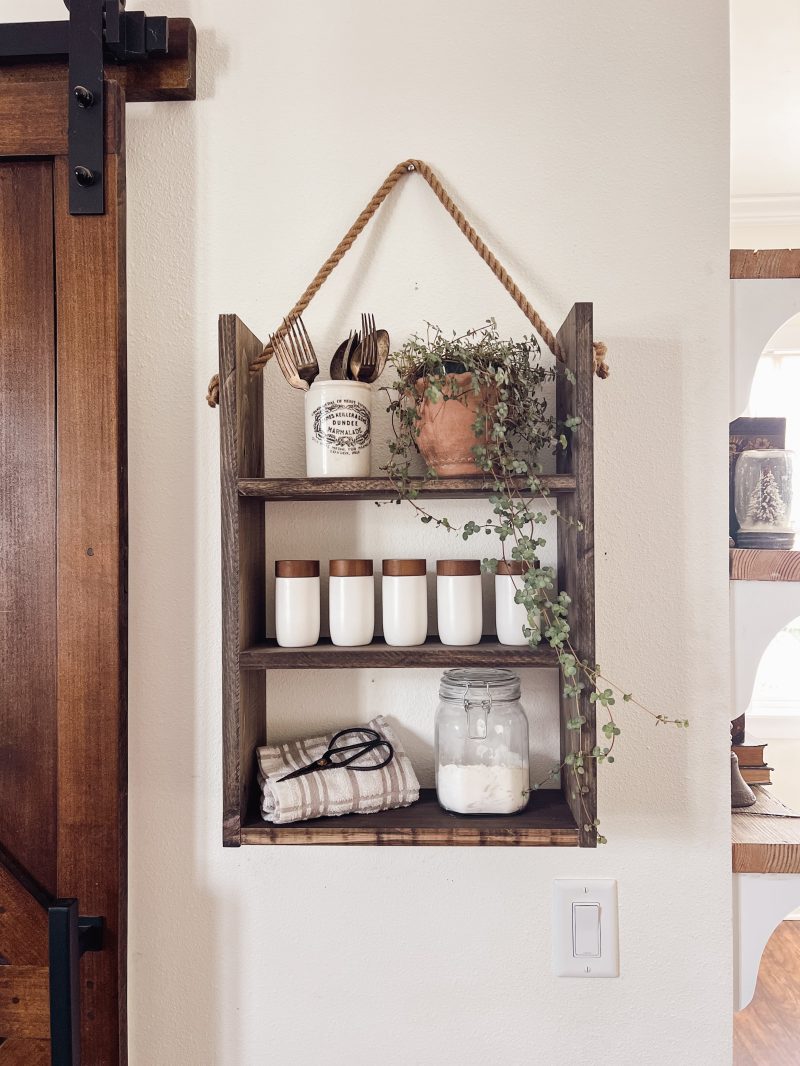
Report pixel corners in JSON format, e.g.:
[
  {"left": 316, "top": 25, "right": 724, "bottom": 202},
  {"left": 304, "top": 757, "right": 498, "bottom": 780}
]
[
  {"left": 350, "top": 313, "right": 377, "bottom": 381},
  {"left": 272, "top": 315, "right": 319, "bottom": 391}
]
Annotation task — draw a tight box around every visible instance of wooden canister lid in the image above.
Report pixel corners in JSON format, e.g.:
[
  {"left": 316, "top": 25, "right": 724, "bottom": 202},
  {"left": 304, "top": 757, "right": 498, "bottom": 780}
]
[
  {"left": 330, "top": 559, "right": 374, "bottom": 577},
  {"left": 275, "top": 560, "right": 320, "bottom": 578},
  {"left": 496, "top": 559, "right": 540, "bottom": 576},
  {"left": 382, "top": 559, "right": 426, "bottom": 577},
  {"left": 436, "top": 559, "right": 481, "bottom": 577}
]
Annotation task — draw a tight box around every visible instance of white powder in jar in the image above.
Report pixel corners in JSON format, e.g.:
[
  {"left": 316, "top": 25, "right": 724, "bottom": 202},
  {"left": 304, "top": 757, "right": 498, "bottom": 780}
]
[{"left": 436, "top": 763, "right": 529, "bottom": 814}]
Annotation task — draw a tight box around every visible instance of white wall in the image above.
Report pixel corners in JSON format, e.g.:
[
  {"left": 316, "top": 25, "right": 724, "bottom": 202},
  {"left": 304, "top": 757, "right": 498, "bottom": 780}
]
[
  {"left": 11, "top": 1, "right": 732, "bottom": 1062},
  {"left": 731, "top": 0, "right": 800, "bottom": 246}
]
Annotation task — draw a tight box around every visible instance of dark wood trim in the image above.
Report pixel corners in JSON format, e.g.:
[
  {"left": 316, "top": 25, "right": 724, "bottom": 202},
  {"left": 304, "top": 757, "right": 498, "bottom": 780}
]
[
  {"left": 238, "top": 473, "right": 576, "bottom": 501},
  {"left": 556, "top": 304, "right": 597, "bottom": 848},
  {"left": 242, "top": 788, "right": 579, "bottom": 847},
  {"left": 730, "top": 249, "right": 800, "bottom": 279},
  {"left": 240, "top": 635, "right": 558, "bottom": 670},
  {"left": 0, "top": 18, "right": 196, "bottom": 103},
  {"left": 0, "top": 79, "right": 122, "bottom": 157},
  {"left": 219, "top": 316, "right": 267, "bottom": 847},
  {"left": 53, "top": 81, "right": 127, "bottom": 1062}
]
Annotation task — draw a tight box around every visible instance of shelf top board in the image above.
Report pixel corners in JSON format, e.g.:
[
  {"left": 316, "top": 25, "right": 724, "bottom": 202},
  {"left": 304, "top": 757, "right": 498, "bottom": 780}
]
[
  {"left": 239, "top": 635, "right": 558, "bottom": 670},
  {"left": 242, "top": 788, "right": 579, "bottom": 846},
  {"left": 732, "top": 788, "right": 800, "bottom": 873},
  {"left": 238, "top": 474, "right": 576, "bottom": 502},
  {"left": 730, "top": 548, "right": 800, "bottom": 582}
]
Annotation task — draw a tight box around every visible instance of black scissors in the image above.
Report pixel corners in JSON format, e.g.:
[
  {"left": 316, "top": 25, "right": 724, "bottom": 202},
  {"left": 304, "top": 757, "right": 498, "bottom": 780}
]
[{"left": 278, "top": 727, "right": 394, "bottom": 783}]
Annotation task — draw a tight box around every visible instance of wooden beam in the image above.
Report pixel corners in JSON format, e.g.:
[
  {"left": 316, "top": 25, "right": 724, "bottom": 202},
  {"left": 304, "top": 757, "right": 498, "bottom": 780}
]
[
  {"left": 731, "top": 249, "right": 800, "bottom": 279},
  {"left": 0, "top": 18, "right": 196, "bottom": 102}
]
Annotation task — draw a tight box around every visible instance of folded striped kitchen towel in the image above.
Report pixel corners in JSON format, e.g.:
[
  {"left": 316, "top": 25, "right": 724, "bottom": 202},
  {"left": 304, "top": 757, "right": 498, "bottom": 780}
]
[{"left": 256, "top": 715, "right": 420, "bottom": 825}]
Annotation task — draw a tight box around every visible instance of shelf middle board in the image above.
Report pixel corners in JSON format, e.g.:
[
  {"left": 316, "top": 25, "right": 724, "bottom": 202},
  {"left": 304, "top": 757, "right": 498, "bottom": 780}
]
[{"left": 239, "top": 635, "right": 558, "bottom": 670}]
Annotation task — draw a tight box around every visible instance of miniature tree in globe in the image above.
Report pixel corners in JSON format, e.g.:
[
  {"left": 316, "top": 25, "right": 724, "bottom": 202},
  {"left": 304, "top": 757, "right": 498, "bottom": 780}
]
[{"left": 746, "top": 467, "right": 786, "bottom": 527}]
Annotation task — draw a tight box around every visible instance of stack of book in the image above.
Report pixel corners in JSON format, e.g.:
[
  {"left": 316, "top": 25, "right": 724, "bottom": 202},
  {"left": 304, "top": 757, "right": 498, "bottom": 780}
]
[{"left": 732, "top": 734, "right": 773, "bottom": 786}]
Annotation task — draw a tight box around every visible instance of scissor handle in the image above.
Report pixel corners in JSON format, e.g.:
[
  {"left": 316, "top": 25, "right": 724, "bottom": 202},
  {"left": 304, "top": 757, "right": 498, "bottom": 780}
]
[
  {"left": 328, "top": 727, "right": 380, "bottom": 749},
  {"left": 325, "top": 733, "right": 394, "bottom": 771},
  {"left": 277, "top": 729, "right": 394, "bottom": 782}
]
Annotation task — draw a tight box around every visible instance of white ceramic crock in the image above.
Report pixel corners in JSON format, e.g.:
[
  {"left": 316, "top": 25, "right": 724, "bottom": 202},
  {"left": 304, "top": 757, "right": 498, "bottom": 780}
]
[{"left": 304, "top": 380, "right": 372, "bottom": 477}]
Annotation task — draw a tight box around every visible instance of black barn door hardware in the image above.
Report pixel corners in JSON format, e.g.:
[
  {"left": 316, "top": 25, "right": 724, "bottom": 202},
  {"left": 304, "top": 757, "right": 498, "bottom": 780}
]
[
  {"left": 49, "top": 900, "right": 105, "bottom": 1066},
  {"left": 0, "top": 1, "right": 172, "bottom": 214}
]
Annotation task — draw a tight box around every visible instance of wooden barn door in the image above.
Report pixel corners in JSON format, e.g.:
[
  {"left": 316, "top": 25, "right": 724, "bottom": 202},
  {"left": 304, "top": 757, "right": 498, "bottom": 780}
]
[{"left": 0, "top": 82, "right": 127, "bottom": 1064}]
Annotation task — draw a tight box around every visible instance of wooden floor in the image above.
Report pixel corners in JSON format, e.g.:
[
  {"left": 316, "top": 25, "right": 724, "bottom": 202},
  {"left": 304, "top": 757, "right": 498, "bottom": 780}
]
[{"left": 735, "top": 921, "right": 800, "bottom": 1065}]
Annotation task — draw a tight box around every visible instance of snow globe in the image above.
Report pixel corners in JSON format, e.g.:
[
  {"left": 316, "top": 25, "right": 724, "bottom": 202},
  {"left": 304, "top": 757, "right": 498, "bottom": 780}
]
[{"left": 734, "top": 449, "right": 796, "bottom": 548}]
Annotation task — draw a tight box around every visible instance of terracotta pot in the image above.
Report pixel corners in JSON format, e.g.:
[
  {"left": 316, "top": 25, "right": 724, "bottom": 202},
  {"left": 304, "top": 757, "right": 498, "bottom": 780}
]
[{"left": 414, "top": 372, "right": 491, "bottom": 477}]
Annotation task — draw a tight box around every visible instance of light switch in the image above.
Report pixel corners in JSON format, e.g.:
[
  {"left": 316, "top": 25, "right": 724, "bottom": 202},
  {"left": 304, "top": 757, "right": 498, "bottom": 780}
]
[
  {"left": 572, "top": 903, "right": 601, "bottom": 957},
  {"left": 552, "top": 879, "right": 619, "bottom": 978}
]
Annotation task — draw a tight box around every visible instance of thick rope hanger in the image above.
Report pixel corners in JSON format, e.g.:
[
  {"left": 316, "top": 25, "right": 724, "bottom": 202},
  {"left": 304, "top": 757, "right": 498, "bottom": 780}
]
[{"left": 206, "top": 158, "right": 610, "bottom": 407}]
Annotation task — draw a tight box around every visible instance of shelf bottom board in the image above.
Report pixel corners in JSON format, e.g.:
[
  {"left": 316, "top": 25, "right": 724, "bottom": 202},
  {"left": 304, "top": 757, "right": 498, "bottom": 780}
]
[{"left": 241, "top": 788, "right": 580, "bottom": 846}]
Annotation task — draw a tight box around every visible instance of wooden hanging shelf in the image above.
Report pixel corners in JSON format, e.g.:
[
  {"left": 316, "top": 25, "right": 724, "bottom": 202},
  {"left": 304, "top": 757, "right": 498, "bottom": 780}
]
[{"left": 219, "top": 305, "right": 597, "bottom": 848}]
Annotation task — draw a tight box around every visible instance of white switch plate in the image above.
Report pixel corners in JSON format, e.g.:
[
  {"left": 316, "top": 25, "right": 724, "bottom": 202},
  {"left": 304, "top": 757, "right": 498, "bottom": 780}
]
[{"left": 552, "top": 878, "right": 619, "bottom": 977}]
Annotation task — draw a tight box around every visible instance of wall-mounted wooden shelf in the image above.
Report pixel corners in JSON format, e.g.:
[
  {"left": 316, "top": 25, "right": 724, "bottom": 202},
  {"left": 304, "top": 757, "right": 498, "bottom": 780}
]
[
  {"left": 239, "top": 635, "right": 558, "bottom": 670},
  {"left": 238, "top": 474, "right": 576, "bottom": 501},
  {"left": 730, "top": 547, "right": 800, "bottom": 582},
  {"left": 732, "top": 789, "right": 800, "bottom": 873},
  {"left": 218, "top": 305, "right": 596, "bottom": 848}
]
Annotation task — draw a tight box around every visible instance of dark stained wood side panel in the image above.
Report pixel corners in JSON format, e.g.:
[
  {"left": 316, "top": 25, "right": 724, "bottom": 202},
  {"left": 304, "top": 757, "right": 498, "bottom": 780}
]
[
  {"left": 0, "top": 19, "right": 196, "bottom": 103},
  {"left": 731, "top": 249, "right": 800, "bottom": 279},
  {"left": 53, "top": 84, "right": 127, "bottom": 1062},
  {"left": 0, "top": 161, "right": 58, "bottom": 895},
  {"left": 219, "top": 316, "right": 267, "bottom": 846},
  {"left": 556, "top": 304, "right": 597, "bottom": 847}
]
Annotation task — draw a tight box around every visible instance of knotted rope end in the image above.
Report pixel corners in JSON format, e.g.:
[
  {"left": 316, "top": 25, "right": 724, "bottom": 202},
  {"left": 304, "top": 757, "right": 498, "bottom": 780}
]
[
  {"left": 206, "top": 375, "right": 220, "bottom": 408},
  {"left": 593, "top": 340, "right": 610, "bottom": 379}
]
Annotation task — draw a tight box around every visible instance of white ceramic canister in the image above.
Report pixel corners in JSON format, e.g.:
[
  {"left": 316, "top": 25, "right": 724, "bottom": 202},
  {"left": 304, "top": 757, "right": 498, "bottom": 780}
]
[
  {"left": 304, "top": 380, "right": 372, "bottom": 477},
  {"left": 275, "top": 560, "right": 321, "bottom": 648},
  {"left": 495, "top": 559, "right": 540, "bottom": 646},
  {"left": 329, "top": 559, "right": 375, "bottom": 646},
  {"left": 436, "top": 560, "right": 482, "bottom": 646},
  {"left": 382, "top": 559, "right": 428, "bottom": 647}
]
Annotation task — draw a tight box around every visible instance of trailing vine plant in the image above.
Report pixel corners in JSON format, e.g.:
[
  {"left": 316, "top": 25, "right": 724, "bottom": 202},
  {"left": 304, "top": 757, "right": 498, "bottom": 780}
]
[{"left": 381, "top": 321, "right": 688, "bottom": 843}]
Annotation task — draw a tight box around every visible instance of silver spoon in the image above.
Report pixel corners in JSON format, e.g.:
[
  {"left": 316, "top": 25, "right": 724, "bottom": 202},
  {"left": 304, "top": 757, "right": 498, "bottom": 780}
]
[{"left": 329, "top": 330, "right": 359, "bottom": 380}]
